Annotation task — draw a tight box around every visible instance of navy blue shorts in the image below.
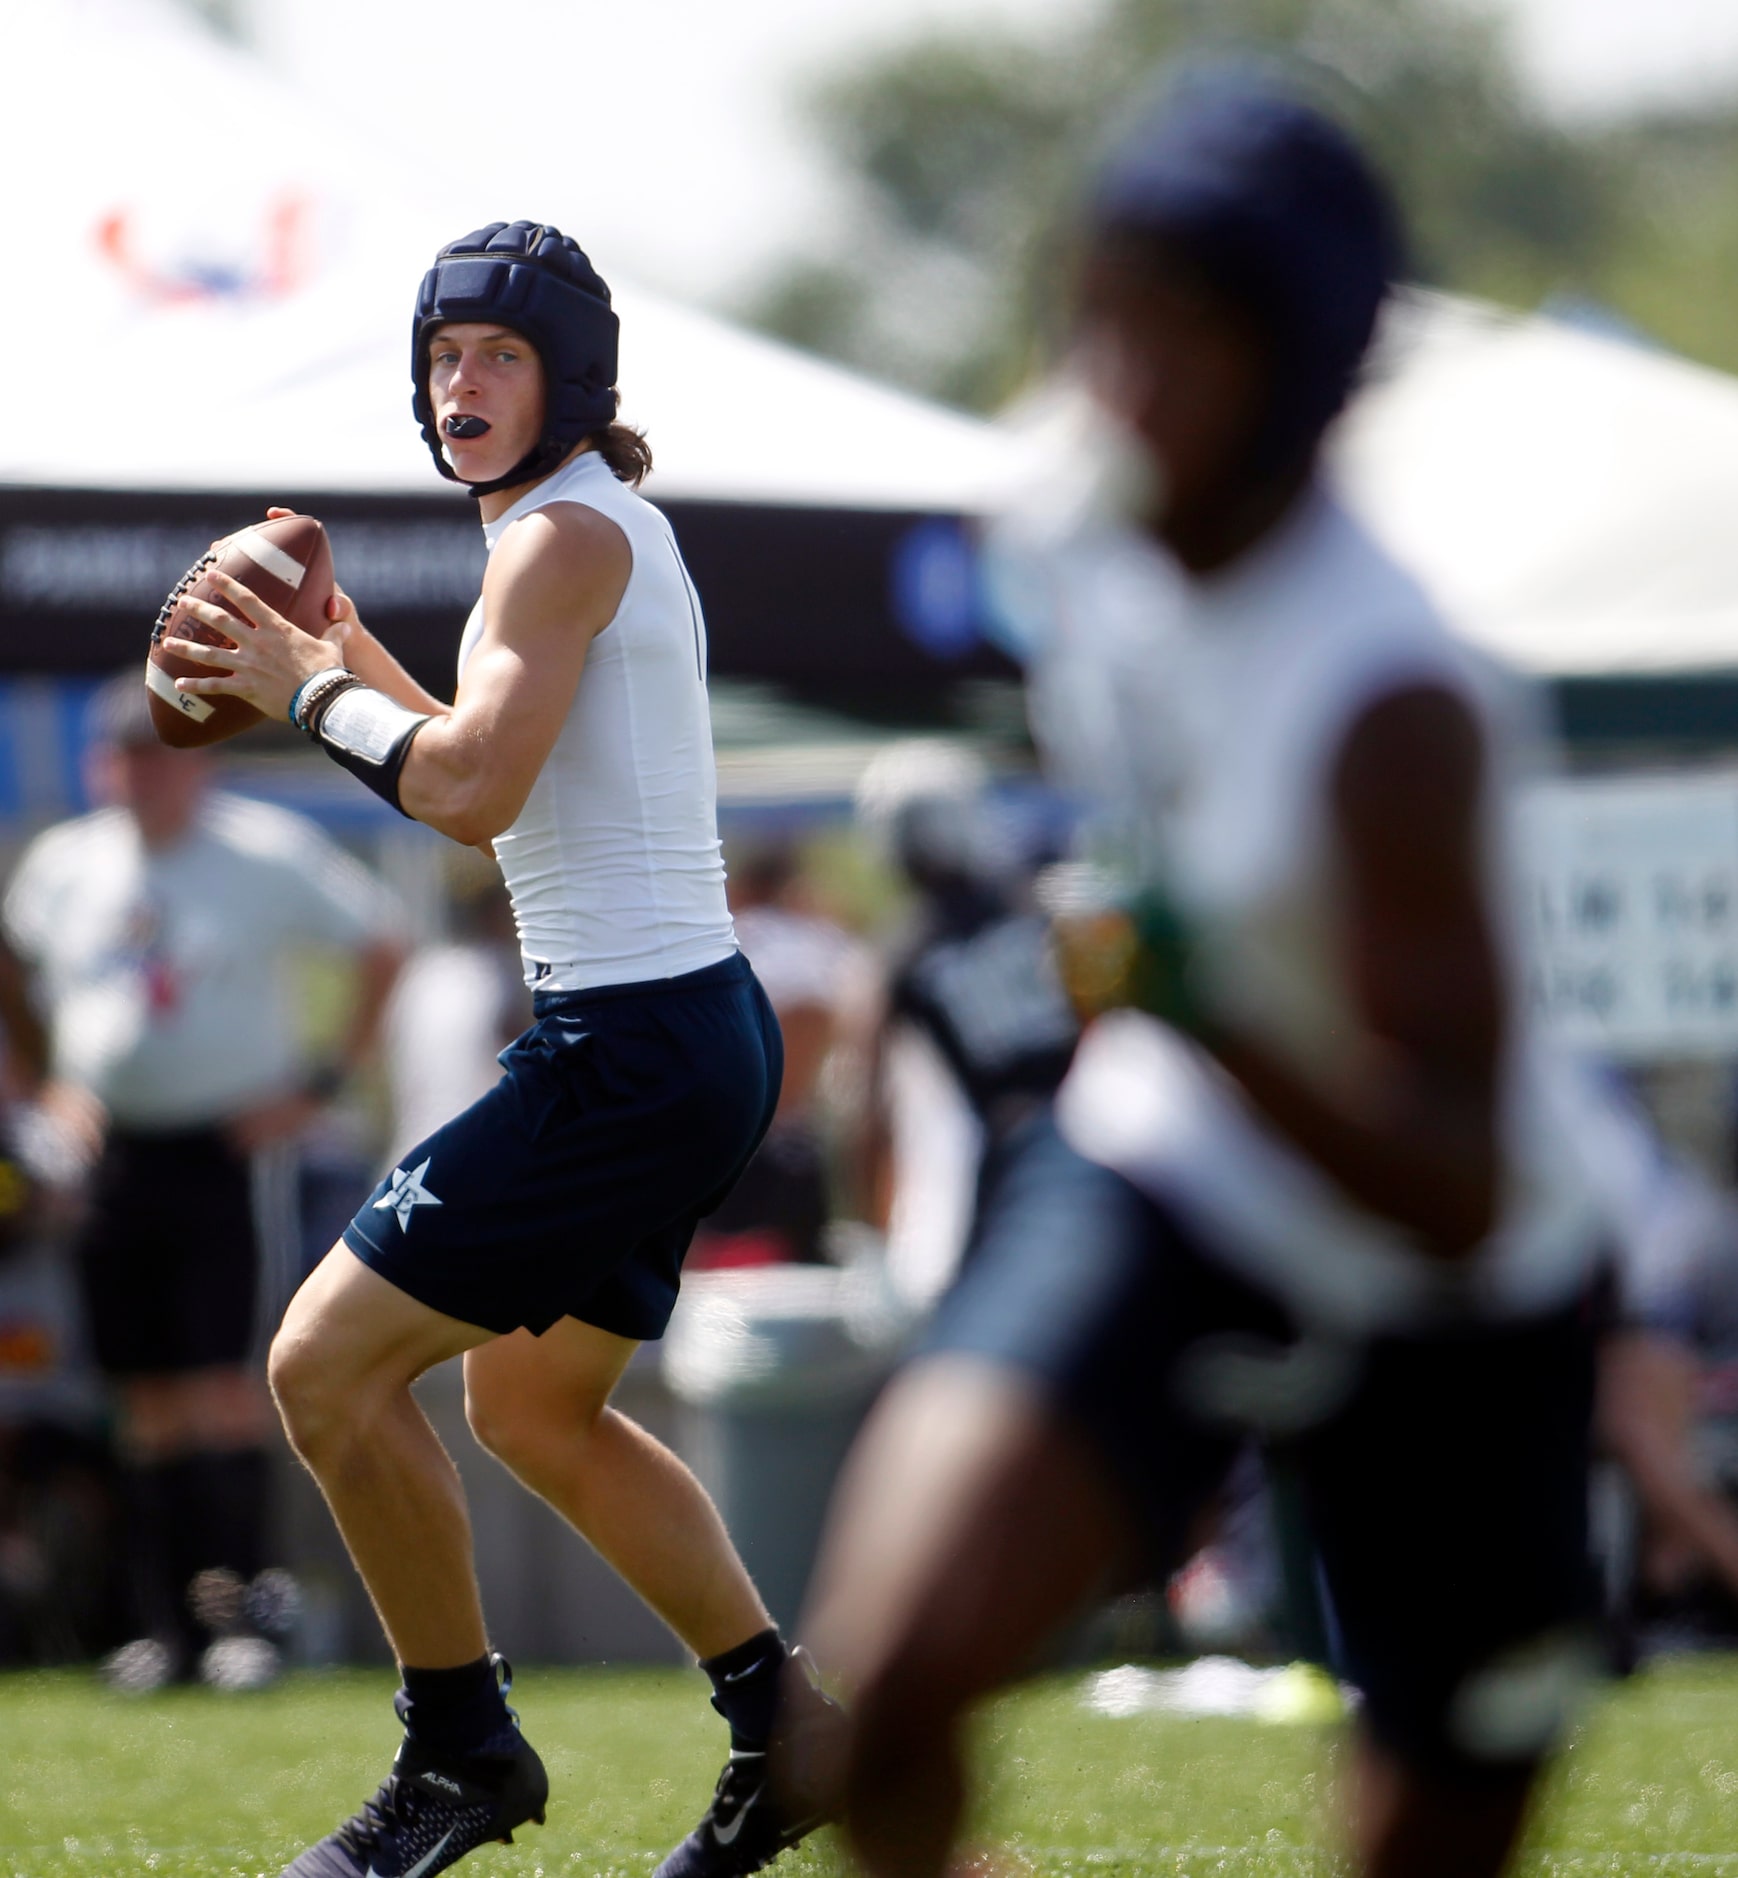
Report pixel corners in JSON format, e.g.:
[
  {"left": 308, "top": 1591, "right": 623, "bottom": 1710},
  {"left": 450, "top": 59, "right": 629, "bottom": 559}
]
[
  {"left": 926, "top": 1116, "right": 1599, "bottom": 1778},
  {"left": 344, "top": 952, "right": 782, "bottom": 1340}
]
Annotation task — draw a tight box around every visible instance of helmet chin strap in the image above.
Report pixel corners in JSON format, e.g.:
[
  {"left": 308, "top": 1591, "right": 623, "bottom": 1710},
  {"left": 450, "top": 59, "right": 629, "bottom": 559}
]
[{"left": 455, "top": 434, "right": 575, "bottom": 501}]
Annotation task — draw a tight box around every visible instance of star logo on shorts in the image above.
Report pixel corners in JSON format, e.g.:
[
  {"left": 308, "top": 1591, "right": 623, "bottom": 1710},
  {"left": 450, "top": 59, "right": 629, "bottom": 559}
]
[{"left": 374, "top": 1157, "right": 443, "bottom": 1232}]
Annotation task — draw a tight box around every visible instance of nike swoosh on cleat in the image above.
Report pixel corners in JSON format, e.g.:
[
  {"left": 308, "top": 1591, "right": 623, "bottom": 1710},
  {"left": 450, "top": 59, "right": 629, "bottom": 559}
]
[
  {"left": 712, "top": 1786, "right": 764, "bottom": 1847},
  {"left": 367, "top": 1827, "right": 455, "bottom": 1878}
]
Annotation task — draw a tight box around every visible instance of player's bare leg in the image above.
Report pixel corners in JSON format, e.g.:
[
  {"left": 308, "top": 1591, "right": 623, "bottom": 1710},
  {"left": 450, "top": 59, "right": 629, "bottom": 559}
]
[
  {"left": 795, "top": 1356, "right": 1134, "bottom": 1878},
  {"left": 464, "top": 1320, "right": 839, "bottom": 1878},
  {"left": 1352, "top": 1737, "right": 1534, "bottom": 1878},
  {"left": 269, "top": 1242, "right": 498, "bottom": 1666},
  {"left": 270, "top": 1243, "right": 549, "bottom": 1878},
  {"left": 463, "top": 1320, "right": 771, "bottom": 1657}
]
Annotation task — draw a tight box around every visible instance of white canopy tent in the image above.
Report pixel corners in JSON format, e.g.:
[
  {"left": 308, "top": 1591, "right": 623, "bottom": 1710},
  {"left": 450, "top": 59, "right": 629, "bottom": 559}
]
[
  {"left": 1335, "top": 294, "right": 1738, "bottom": 681},
  {"left": 8, "top": 0, "right": 1738, "bottom": 701},
  {"left": 0, "top": 0, "right": 1016, "bottom": 514},
  {"left": 999, "top": 291, "right": 1738, "bottom": 699},
  {"left": 0, "top": 0, "right": 1030, "bottom": 719}
]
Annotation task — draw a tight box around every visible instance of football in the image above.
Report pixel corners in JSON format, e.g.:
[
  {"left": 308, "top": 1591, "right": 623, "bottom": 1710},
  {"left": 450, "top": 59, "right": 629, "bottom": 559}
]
[{"left": 146, "top": 512, "right": 335, "bottom": 747}]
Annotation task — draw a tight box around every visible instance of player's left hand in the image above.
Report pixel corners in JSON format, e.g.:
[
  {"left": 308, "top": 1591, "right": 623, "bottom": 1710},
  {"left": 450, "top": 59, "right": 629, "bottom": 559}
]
[{"left": 163, "top": 568, "right": 342, "bottom": 722}]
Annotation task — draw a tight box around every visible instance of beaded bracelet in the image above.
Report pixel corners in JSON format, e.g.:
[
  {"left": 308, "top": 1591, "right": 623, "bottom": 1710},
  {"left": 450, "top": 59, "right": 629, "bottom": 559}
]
[
  {"left": 287, "top": 671, "right": 323, "bottom": 726},
  {"left": 291, "top": 667, "right": 359, "bottom": 733}
]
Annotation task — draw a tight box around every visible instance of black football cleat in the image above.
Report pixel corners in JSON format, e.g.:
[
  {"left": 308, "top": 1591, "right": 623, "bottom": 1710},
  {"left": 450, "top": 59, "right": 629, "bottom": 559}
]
[
  {"left": 279, "top": 1727, "right": 548, "bottom": 1877},
  {"left": 653, "top": 1648, "right": 843, "bottom": 1878}
]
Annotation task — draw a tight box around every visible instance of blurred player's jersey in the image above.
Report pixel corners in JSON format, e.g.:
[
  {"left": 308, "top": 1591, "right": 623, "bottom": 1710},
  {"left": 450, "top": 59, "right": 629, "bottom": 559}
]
[
  {"left": 881, "top": 901, "right": 1080, "bottom": 1312},
  {"left": 461, "top": 449, "right": 736, "bottom": 991},
  {"left": 1027, "top": 482, "right": 1605, "bottom": 1334},
  {"left": 1, "top": 795, "right": 394, "bottom": 1128},
  {"left": 891, "top": 908, "right": 1077, "bottom": 1135}
]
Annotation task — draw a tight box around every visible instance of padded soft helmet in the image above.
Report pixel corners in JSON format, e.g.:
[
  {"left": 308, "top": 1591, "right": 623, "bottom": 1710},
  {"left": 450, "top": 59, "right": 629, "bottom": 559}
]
[
  {"left": 412, "top": 220, "right": 620, "bottom": 498},
  {"left": 854, "top": 740, "right": 1006, "bottom": 889},
  {"left": 1088, "top": 62, "right": 1403, "bottom": 476}
]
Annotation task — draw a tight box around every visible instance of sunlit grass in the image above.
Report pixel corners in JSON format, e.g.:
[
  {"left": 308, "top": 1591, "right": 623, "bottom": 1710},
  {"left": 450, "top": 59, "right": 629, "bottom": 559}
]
[{"left": 3, "top": 1655, "right": 1737, "bottom": 1875}]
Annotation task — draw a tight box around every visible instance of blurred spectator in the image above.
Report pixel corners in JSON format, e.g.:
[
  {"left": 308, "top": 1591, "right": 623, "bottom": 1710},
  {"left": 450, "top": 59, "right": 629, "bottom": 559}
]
[
  {"left": 0, "top": 1092, "right": 117, "bottom": 1664},
  {"left": 382, "top": 853, "right": 529, "bottom": 1166},
  {"left": 1575, "top": 1068, "right": 1738, "bottom": 1651},
  {"left": 0, "top": 675, "right": 403, "bottom": 1688},
  {"left": 689, "top": 839, "right": 860, "bottom": 1267},
  {"left": 847, "top": 741, "right": 1078, "bottom": 1310}
]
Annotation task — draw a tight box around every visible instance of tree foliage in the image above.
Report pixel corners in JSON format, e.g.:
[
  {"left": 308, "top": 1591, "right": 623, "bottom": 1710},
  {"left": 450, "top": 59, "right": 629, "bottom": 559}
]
[{"left": 743, "top": 0, "right": 1738, "bottom": 409}]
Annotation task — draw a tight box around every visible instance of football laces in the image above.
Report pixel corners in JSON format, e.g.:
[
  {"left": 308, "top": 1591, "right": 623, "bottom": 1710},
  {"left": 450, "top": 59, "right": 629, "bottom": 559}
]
[{"left": 150, "top": 550, "right": 219, "bottom": 645}]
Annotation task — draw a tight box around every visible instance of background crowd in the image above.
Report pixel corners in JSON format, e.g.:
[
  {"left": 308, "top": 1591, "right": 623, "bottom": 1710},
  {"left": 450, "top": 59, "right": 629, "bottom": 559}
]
[
  {"left": 5, "top": 681, "right": 1738, "bottom": 1690},
  {"left": 5, "top": 0, "right": 1738, "bottom": 1726}
]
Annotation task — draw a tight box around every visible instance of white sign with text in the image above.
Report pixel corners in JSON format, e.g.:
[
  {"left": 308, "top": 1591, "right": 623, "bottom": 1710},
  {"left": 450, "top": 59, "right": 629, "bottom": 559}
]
[{"left": 1519, "top": 771, "right": 1738, "bottom": 1060}]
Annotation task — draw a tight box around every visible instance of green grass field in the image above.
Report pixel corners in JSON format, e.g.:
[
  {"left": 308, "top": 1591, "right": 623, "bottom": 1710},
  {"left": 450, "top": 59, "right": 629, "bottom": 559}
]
[{"left": 4, "top": 1656, "right": 1738, "bottom": 1877}]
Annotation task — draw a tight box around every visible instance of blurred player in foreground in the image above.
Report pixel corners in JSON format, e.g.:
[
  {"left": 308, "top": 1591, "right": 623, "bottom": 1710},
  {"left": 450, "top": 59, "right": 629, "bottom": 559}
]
[
  {"left": 165, "top": 223, "right": 831, "bottom": 1878},
  {"left": 0, "top": 678, "right": 403, "bottom": 1687},
  {"left": 796, "top": 69, "right": 1609, "bottom": 1878}
]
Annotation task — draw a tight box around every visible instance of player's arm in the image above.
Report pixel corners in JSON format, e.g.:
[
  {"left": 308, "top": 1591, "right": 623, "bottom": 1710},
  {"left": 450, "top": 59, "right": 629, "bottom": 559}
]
[
  {"left": 322, "top": 589, "right": 449, "bottom": 716},
  {"left": 839, "top": 974, "right": 897, "bottom": 1229},
  {"left": 343, "top": 936, "right": 409, "bottom": 1068},
  {"left": 0, "top": 934, "right": 107, "bottom": 1162},
  {"left": 0, "top": 933, "right": 48, "bottom": 1091},
  {"left": 395, "top": 505, "right": 628, "bottom": 842},
  {"left": 1198, "top": 683, "right": 1504, "bottom": 1258},
  {"left": 229, "top": 933, "right": 407, "bottom": 1152},
  {"left": 1600, "top": 1328, "right": 1738, "bottom": 1601},
  {"left": 166, "top": 503, "right": 630, "bottom": 845}
]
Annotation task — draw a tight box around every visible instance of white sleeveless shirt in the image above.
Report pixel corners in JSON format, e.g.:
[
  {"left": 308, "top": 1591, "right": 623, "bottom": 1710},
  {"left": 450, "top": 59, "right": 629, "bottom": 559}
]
[
  {"left": 458, "top": 449, "right": 737, "bottom": 990},
  {"left": 1031, "top": 484, "right": 1606, "bottom": 1334}
]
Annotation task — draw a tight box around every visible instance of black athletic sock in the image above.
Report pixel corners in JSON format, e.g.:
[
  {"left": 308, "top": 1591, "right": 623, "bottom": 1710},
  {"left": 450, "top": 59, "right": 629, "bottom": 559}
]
[
  {"left": 397, "top": 1656, "right": 516, "bottom": 1761},
  {"left": 155, "top": 1447, "right": 273, "bottom": 1645},
  {"left": 161, "top": 1447, "right": 273, "bottom": 1585},
  {"left": 190, "top": 1447, "right": 273, "bottom": 1582},
  {"left": 700, "top": 1627, "right": 787, "bottom": 1749},
  {"left": 118, "top": 1460, "right": 183, "bottom": 1647}
]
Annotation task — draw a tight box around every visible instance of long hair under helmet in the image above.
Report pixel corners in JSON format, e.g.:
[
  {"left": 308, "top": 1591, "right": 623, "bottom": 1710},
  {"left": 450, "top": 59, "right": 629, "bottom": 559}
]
[
  {"left": 412, "top": 220, "right": 620, "bottom": 499},
  {"left": 1088, "top": 62, "right": 1404, "bottom": 477}
]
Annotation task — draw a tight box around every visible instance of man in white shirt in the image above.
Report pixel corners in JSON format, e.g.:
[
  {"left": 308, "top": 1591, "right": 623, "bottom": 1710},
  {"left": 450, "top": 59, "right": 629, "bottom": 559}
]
[{"left": 0, "top": 675, "right": 403, "bottom": 1686}]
